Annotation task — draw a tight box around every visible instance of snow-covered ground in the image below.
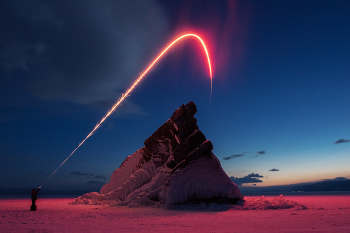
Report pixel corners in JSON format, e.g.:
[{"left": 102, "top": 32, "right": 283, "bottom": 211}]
[{"left": 1, "top": 195, "right": 350, "bottom": 232}]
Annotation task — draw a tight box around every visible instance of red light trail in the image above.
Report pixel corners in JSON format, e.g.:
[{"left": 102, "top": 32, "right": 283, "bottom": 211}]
[{"left": 40, "top": 33, "right": 213, "bottom": 188}]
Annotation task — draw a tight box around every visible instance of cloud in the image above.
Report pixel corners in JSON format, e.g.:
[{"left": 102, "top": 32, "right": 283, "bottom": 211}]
[
  {"left": 69, "top": 172, "right": 107, "bottom": 180},
  {"left": 69, "top": 171, "right": 89, "bottom": 176},
  {"left": 251, "top": 150, "right": 266, "bottom": 158},
  {"left": 92, "top": 175, "right": 106, "bottom": 180},
  {"left": 334, "top": 139, "right": 350, "bottom": 144},
  {"left": 269, "top": 168, "right": 279, "bottom": 171},
  {"left": 255, "top": 150, "right": 266, "bottom": 156},
  {"left": 1, "top": 0, "right": 168, "bottom": 110},
  {"left": 230, "top": 173, "right": 264, "bottom": 186},
  {"left": 224, "top": 151, "right": 266, "bottom": 160},
  {"left": 248, "top": 173, "right": 263, "bottom": 178},
  {"left": 223, "top": 153, "right": 245, "bottom": 160},
  {"left": 85, "top": 181, "right": 105, "bottom": 186}
]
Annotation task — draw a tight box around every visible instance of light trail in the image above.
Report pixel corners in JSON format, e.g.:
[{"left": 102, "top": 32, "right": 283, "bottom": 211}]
[{"left": 40, "top": 33, "right": 213, "bottom": 188}]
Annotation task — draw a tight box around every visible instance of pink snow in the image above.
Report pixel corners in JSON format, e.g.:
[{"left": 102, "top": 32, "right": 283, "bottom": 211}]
[{"left": 1, "top": 195, "right": 350, "bottom": 232}]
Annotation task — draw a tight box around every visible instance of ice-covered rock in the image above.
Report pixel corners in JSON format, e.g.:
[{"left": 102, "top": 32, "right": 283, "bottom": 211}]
[
  {"left": 72, "top": 101, "right": 243, "bottom": 207},
  {"left": 100, "top": 147, "right": 152, "bottom": 194}
]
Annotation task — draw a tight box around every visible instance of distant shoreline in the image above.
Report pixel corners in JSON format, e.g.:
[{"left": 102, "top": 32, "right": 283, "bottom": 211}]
[
  {"left": 0, "top": 188, "right": 97, "bottom": 197},
  {"left": 1, "top": 190, "right": 350, "bottom": 200},
  {"left": 241, "top": 191, "right": 350, "bottom": 196}
]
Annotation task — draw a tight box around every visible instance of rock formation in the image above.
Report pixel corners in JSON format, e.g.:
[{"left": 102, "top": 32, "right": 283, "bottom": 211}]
[{"left": 72, "top": 101, "right": 242, "bottom": 207}]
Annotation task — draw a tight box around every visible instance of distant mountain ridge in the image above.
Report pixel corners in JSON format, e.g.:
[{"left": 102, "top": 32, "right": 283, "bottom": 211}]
[
  {"left": 297, "top": 178, "right": 350, "bottom": 192},
  {"left": 240, "top": 177, "right": 350, "bottom": 194}
]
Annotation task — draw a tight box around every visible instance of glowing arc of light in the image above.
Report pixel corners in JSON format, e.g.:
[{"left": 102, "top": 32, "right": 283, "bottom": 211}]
[{"left": 41, "top": 33, "right": 213, "bottom": 187}]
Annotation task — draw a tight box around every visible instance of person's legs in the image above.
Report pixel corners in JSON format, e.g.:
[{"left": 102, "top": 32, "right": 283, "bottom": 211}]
[{"left": 31, "top": 199, "right": 36, "bottom": 210}]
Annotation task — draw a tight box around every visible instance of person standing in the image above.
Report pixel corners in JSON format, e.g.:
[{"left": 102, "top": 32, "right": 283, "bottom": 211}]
[{"left": 30, "top": 188, "right": 40, "bottom": 211}]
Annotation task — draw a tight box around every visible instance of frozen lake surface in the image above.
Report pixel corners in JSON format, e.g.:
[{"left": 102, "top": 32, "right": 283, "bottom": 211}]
[{"left": 1, "top": 195, "right": 350, "bottom": 232}]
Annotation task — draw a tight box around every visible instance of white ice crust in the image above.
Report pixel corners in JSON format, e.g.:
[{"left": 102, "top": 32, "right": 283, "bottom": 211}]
[{"left": 100, "top": 148, "right": 149, "bottom": 194}]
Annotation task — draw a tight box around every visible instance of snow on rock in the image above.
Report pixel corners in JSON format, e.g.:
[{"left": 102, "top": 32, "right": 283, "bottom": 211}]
[
  {"left": 235, "top": 195, "right": 308, "bottom": 210},
  {"left": 70, "top": 192, "right": 120, "bottom": 206},
  {"left": 72, "top": 101, "right": 243, "bottom": 207},
  {"left": 100, "top": 147, "right": 152, "bottom": 194}
]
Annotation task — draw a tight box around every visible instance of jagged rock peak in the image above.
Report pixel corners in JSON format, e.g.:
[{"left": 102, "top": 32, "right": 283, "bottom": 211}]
[{"left": 72, "top": 101, "right": 242, "bottom": 207}]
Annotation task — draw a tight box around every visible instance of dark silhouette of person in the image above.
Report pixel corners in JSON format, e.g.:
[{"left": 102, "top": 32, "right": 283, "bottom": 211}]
[{"left": 30, "top": 188, "right": 40, "bottom": 211}]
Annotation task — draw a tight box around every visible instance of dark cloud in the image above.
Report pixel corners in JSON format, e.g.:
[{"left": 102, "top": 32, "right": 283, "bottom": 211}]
[
  {"left": 93, "top": 175, "right": 106, "bottom": 180},
  {"left": 0, "top": 0, "right": 168, "bottom": 109},
  {"left": 69, "top": 171, "right": 89, "bottom": 176},
  {"left": 224, "top": 151, "right": 267, "bottom": 160},
  {"left": 251, "top": 150, "right": 266, "bottom": 158},
  {"left": 269, "top": 168, "right": 279, "bottom": 171},
  {"left": 248, "top": 173, "right": 263, "bottom": 178},
  {"left": 334, "top": 139, "right": 350, "bottom": 144},
  {"left": 223, "top": 153, "right": 244, "bottom": 160},
  {"left": 85, "top": 181, "right": 105, "bottom": 186},
  {"left": 69, "top": 172, "right": 106, "bottom": 180},
  {"left": 230, "top": 173, "right": 264, "bottom": 186},
  {"left": 255, "top": 151, "right": 265, "bottom": 156}
]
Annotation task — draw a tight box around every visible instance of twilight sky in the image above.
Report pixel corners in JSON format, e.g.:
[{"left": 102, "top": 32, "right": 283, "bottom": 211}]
[{"left": 1, "top": 0, "right": 349, "bottom": 190}]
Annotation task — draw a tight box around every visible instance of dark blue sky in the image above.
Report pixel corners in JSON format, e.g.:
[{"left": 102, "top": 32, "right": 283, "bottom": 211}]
[{"left": 1, "top": 0, "right": 349, "bottom": 190}]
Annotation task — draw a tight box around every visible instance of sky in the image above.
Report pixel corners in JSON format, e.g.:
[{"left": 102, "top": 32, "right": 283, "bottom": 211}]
[{"left": 1, "top": 0, "right": 349, "bottom": 190}]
